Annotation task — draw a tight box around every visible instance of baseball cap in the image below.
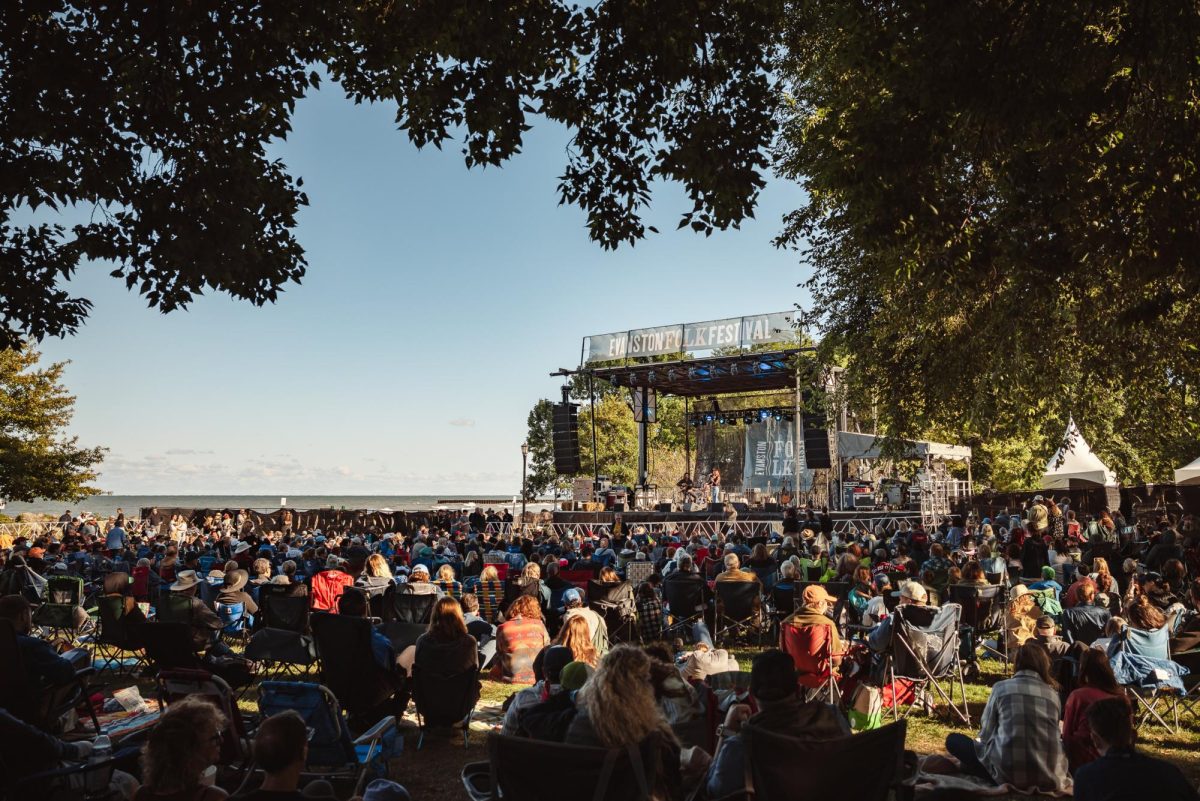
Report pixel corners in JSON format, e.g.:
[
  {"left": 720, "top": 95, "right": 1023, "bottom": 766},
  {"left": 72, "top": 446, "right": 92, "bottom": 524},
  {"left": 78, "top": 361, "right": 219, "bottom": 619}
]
[
  {"left": 802, "top": 584, "right": 836, "bottom": 606},
  {"left": 895, "top": 581, "right": 928, "bottom": 604},
  {"left": 410, "top": 563, "right": 430, "bottom": 576},
  {"left": 872, "top": 573, "right": 891, "bottom": 590},
  {"left": 562, "top": 588, "right": 582, "bottom": 605},
  {"left": 1035, "top": 615, "right": 1056, "bottom": 635},
  {"left": 541, "top": 645, "right": 573, "bottom": 684}
]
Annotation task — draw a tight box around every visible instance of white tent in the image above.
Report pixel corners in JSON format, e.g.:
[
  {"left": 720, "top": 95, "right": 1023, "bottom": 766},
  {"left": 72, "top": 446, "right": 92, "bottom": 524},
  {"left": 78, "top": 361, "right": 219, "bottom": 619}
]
[
  {"left": 1174, "top": 456, "right": 1200, "bottom": 485},
  {"left": 1041, "top": 418, "right": 1117, "bottom": 489}
]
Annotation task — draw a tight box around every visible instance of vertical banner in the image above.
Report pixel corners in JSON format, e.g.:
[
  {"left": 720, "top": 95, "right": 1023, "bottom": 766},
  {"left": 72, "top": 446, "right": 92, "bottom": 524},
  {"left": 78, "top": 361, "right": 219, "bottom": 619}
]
[{"left": 742, "top": 419, "right": 812, "bottom": 493}]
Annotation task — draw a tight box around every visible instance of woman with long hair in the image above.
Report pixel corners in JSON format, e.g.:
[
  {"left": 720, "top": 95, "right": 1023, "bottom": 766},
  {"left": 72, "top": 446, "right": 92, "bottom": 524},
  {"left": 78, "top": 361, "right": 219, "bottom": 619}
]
[
  {"left": 135, "top": 696, "right": 228, "bottom": 801},
  {"left": 1062, "top": 649, "right": 1123, "bottom": 772},
  {"left": 566, "top": 645, "right": 678, "bottom": 751},
  {"left": 847, "top": 564, "right": 874, "bottom": 618},
  {"left": 598, "top": 565, "right": 621, "bottom": 583},
  {"left": 945, "top": 641, "right": 1069, "bottom": 792},
  {"left": 414, "top": 596, "right": 480, "bottom": 676},
  {"left": 1127, "top": 593, "right": 1168, "bottom": 632},
  {"left": 490, "top": 594, "right": 549, "bottom": 684},
  {"left": 553, "top": 613, "right": 599, "bottom": 667},
  {"left": 1090, "top": 557, "right": 1116, "bottom": 594}
]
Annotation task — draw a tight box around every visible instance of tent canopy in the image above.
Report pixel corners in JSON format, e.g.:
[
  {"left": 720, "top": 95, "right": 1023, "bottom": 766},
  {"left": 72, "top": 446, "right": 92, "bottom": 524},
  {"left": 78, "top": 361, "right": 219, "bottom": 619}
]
[
  {"left": 1175, "top": 456, "right": 1200, "bottom": 485},
  {"left": 1042, "top": 418, "right": 1117, "bottom": 489},
  {"left": 837, "top": 431, "right": 971, "bottom": 462}
]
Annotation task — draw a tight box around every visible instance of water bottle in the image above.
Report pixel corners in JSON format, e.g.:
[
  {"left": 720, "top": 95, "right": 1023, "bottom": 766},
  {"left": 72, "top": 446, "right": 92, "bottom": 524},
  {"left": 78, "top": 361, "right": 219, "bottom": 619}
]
[{"left": 87, "top": 734, "right": 111, "bottom": 793}]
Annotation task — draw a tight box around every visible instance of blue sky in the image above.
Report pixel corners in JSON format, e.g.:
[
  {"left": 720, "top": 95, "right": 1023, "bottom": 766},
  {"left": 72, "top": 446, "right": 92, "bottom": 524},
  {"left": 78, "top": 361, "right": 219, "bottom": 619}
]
[{"left": 33, "top": 80, "right": 811, "bottom": 495}]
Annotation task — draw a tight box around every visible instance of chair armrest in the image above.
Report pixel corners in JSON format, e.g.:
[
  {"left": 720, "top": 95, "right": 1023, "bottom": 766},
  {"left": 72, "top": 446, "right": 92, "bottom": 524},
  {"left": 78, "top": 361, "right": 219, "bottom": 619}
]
[
  {"left": 74, "top": 665, "right": 97, "bottom": 680},
  {"left": 353, "top": 714, "right": 397, "bottom": 745}
]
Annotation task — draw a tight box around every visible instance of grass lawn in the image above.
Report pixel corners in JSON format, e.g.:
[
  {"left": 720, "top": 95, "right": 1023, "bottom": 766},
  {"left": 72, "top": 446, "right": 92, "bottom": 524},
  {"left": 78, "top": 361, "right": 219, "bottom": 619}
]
[{"left": 87, "top": 648, "right": 1200, "bottom": 800}]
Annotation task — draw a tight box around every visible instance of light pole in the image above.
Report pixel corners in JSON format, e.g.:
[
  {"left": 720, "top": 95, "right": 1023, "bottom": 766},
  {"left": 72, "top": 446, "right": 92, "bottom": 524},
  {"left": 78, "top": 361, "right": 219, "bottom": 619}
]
[{"left": 520, "top": 441, "right": 529, "bottom": 530}]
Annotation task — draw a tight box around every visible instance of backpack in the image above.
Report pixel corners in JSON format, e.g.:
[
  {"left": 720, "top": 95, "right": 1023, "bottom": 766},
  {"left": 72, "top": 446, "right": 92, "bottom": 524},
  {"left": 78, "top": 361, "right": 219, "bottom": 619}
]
[{"left": 847, "top": 683, "right": 883, "bottom": 731}]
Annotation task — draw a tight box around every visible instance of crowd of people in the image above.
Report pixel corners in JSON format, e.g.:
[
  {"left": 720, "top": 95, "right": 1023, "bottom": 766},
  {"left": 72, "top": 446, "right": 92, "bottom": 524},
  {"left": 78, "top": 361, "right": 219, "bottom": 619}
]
[{"left": 2, "top": 496, "right": 1199, "bottom": 799}]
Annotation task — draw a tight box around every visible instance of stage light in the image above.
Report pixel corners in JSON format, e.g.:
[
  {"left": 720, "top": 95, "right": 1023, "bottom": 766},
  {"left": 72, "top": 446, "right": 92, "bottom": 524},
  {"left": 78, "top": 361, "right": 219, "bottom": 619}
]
[
  {"left": 646, "top": 371, "right": 656, "bottom": 384},
  {"left": 758, "top": 362, "right": 773, "bottom": 372},
  {"left": 759, "top": 409, "right": 770, "bottom": 421},
  {"left": 704, "top": 413, "right": 715, "bottom": 424},
  {"left": 773, "top": 410, "right": 783, "bottom": 421}
]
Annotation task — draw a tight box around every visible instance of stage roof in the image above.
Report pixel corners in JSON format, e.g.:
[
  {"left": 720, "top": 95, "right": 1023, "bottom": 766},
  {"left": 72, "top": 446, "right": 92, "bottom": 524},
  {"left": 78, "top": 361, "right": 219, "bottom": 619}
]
[{"left": 586, "top": 349, "right": 812, "bottom": 397}]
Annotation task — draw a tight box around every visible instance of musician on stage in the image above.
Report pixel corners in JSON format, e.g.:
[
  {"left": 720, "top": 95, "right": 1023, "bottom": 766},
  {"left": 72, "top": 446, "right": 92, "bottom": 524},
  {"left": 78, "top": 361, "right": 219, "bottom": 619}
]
[
  {"left": 676, "top": 474, "right": 698, "bottom": 504},
  {"left": 709, "top": 466, "right": 721, "bottom": 503}
]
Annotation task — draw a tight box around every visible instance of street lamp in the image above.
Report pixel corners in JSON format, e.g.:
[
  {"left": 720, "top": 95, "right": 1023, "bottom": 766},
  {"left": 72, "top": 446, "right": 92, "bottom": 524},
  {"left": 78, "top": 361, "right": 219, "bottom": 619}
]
[{"left": 520, "top": 441, "right": 530, "bottom": 530}]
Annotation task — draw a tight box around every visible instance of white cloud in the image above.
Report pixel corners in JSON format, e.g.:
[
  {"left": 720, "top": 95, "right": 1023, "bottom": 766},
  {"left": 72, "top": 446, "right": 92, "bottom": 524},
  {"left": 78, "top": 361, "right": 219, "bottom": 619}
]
[{"left": 449, "top": 418, "right": 476, "bottom": 427}]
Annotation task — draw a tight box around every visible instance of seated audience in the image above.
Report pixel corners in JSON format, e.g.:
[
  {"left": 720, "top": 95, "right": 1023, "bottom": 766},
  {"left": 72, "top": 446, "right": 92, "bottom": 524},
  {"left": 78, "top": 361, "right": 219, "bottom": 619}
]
[
  {"left": 242, "top": 710, "right": 336, "bottom": 800},
  {"left": 944, "top": 641, "right": 1070, "bottom": 793},
  {"left": 490, "top": 595, "right": 550, "bottom": 684},
  {"left": 553, "top": 613, "right": 599, "bottom": 667},
  {"left": 1062, "top": 649, "right": 1124, "bottom": 774},
  {"left": 705, "top": 649, "right": 851, "bottom": 799},
  {"left": 135, "top": 696, "right": 228, "bottom": 801},
  {"left": 1073, "top": 696, "right": 1199, "bottom": 801},
  {"left": 413, "top": 596, "right": 480, "bottom": 675},
  {"left": 501, "top": 644, "right": 572, "bottom": 735}
]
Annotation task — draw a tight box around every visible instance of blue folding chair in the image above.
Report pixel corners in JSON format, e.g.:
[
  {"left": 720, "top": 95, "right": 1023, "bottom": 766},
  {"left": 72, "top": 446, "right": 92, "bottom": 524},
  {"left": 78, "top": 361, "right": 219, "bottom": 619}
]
[
  {"left": 256, "top": 681, "right": 400, "bottom": 796},
  {"left": 216, "top": 602, "right": 251, "bottom": 647},
  {"left": 199, "top": 555, "right": 217, "bottom": 576}
]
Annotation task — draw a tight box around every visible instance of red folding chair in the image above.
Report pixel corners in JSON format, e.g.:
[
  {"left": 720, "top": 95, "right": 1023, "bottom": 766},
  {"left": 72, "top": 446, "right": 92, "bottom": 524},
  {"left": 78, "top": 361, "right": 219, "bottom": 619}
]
[{"left": 780, "top": 622, "right": 846, "bottom": 705}]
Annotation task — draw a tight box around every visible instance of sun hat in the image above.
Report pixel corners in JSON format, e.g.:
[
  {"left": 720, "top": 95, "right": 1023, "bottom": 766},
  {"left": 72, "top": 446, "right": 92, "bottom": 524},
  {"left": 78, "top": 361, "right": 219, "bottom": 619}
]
[
  {"left": 206, "top": 569, "right": 226, "bottom": 585},
  {"left": 170, "top": 570, "right": 201, "bottom": 591},
  {"left": 233, "top": 541, "right": 251, "bottom": 555},
  {"left": 559, "top": 661, "right": 594, "bottom": 692},
  {"left": 802, "top": 584, "right": 837, "bottom": 606},
  {"left": 223, "top": 569, "right": 249, "bottom": 592},
  {"left": 1011, "top": 584, "right": 1030, "bottom": 599}
]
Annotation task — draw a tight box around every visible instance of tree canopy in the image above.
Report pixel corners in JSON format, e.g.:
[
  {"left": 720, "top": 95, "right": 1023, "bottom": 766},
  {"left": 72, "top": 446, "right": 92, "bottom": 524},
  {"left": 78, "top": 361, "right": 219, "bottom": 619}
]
[
  {"left": 775, "top": 0, "right": 1200, "bottom": 485},
  {"left": 1, "top": 1, "right": 781, "bottom": 349},
  {"left": 6, "top": 1, "right": 1199, "bottom": 486},
  {"left": 0, "top": 347, "right": 105, "bottom": 502}
]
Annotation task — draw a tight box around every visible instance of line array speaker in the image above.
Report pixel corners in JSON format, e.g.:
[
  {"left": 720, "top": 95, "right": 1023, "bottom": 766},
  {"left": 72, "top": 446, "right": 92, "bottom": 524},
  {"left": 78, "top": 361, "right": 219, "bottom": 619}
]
[
  {"left": 552, "top": 402, "right": 582, "bottom": 475},
  {"left": 802, "top": 414, "right": 832, "bottom": 469}
]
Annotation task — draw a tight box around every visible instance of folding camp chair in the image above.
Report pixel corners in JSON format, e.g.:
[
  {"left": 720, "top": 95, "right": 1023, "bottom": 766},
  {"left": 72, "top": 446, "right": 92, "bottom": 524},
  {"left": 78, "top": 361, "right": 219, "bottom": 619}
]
[
  {"left": 156, "top": 668, "right": 251, "bottom": 769},
  {"left": 884, "top": 603, "right": 970, "bottom": 725},
  {"left": 1062, "top": 606, "right": 1109, "bottom": 647},
  {"left": 625, "top": 561, "right": 654, "bottom": 587},
  {"left": 750, "top": 565, "right": 777, "bottom": 590},
  {"left": 215, "top": 602, "right": 251, "bottom": 647},
  {"left": 779, "top": 621, "right": 843, "bottom": 704},
  {"left": 662, "top": 577, "right": 707, "bottom": 640},
  {"left": 733, "top": 720, "right": 909, "bottom": 801},
  {"left": 713, "top": 581, "right": 765, "bottom": 647},
  {"left": 153, "top": 592, "right": 194, "bottom": 625},
  {"left": 257, "top": 681, "right": 399, "bottom": 797},
  {"left": 139, "top": 621, "right": 207, "bottom": 670},
  {"left": 411, "top": 665, "right": 480, "bottom": 748},
  {"left": 33, "top": 575, "right": 87, "bottom": 645},
  {"left": 435, "top": 578, "right": 463, "bottom": 599},
  {"left": 461, "top": 732, "right": 671, "bottom": 801},
  {"left": 558, "top": 569, "right": 594, "bottom": 590},
  {"left": 588, "top": 580, "right": 638, "bottom": 644},
  {"left": 1, "top": 737, "right": 140, "bottom": 801},
  {"left": 90, "top": 596, "right": 147, "bottom": 675},
  {"left": 1171, "top": 649, "right": 1200, "bottom": 727},
  {"left": 382, "top": 585, "right": 437, "bottom": 624},
  {"left": 259, "top": 586, "right": 311, "bottom": 633},
  {"left": 246, "top": 589, "right": 318, "bottom": 677},
  {"left": 310, "top": 612, "right": 406, "bottom": 724},
  {"left": 946, "top": 583, "right": 1005, "bottom": 665},
  {"left": 0, "top": 619, "right": 99, "bottom": 736},
  {"left": 476, "top": 580, "right": 506, "bottom": 624},
  {"left": 1111, "top": 624, "right": 1186, "bottom": 734}
]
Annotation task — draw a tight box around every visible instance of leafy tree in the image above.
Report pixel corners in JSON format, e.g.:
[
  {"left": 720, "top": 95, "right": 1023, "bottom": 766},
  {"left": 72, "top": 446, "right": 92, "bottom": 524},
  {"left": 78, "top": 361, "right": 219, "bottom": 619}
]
[
  {"left": 0, "top": 347, "right": 105, "bottom": 502},
  {"left": 1, "top": 1, "right": 782, "bottom": 348},
  {"left": 524, "top": 398, "right": 571, "bottom": 499},
  {"left": 775, "top": 0, "right": 1200, "bottom": 485}
]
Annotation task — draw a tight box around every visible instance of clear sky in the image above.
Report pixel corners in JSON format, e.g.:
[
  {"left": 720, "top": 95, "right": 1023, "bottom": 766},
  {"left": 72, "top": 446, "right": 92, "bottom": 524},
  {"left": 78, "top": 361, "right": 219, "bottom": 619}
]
[{"left": 32, "top": 80, "right": 811, "bottom": 495}]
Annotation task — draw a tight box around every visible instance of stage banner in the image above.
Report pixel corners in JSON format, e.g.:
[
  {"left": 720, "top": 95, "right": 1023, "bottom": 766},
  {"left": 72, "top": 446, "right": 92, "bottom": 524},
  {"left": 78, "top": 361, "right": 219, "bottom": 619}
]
[
  {"left": 584, "top": 311, "right": 797, "bottom": 364},
  {"left": 742, "top": 419, "right": 813, "bottom": 493}
]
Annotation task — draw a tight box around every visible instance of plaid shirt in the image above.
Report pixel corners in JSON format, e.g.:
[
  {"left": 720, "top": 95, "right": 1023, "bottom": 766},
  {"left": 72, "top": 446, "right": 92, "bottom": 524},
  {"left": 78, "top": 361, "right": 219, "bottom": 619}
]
[
  {"left": 974, "top": 670, "right": 1071, "bottom": 793},
  {"left": 636, "top": 596, "right": 664, "bottom": 642}
]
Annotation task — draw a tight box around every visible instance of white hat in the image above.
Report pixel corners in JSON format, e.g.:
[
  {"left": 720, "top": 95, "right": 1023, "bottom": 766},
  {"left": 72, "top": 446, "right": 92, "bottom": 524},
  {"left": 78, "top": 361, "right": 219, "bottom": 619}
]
[
  {"left": 411, "top": 563, "right": 430, "bottom": 576},
  {"left": 233, "top": 541, "right": 251, "bottom": 555},
  {"left": 893, "top": 581, "right": 928, "bottom": 604}
]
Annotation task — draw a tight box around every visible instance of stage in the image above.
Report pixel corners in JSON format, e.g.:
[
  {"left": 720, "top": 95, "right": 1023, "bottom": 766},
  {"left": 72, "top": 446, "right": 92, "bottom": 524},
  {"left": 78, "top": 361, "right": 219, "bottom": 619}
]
[{"left": 543, "top": 508, "right": 924, "bottom": 538}]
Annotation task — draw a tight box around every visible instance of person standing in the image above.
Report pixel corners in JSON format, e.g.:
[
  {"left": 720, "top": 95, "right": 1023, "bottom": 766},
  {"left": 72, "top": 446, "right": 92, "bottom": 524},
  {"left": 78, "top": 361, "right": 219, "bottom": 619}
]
[{"left": 105, "top": 519, "right": 127, "bottom": 558}]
